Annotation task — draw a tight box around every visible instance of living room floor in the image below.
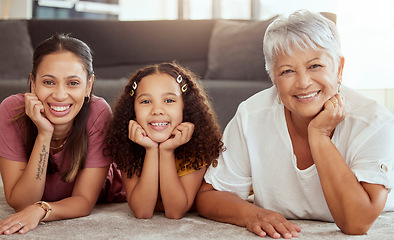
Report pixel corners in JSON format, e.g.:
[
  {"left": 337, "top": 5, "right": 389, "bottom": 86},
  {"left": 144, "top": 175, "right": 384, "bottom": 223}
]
[{"left": 1, "top": 175, "right": 394, "bottom": 239}]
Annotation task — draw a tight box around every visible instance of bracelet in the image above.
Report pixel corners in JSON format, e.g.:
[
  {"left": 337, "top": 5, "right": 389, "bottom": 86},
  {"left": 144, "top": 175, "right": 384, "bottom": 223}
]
[{"left": 34, "top": 201, "right": 52, "bottom": 221}]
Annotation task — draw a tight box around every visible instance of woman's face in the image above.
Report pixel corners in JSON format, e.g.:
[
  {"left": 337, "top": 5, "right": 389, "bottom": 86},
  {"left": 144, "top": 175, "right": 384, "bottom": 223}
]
[
  {"left": 272, "top": 48, "right": 343, "bottom": 120},
  {"left": 134, "top": 73, "right": 184, "bottom": 143},
  {"left": 31, "top": 51, "right": 93, "bottom": 128}
]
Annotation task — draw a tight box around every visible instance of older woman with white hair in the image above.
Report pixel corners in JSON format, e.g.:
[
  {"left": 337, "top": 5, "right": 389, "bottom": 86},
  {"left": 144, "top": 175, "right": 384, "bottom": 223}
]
[{"left": 196, "top": 10, "right": 394, "bottom": 238}]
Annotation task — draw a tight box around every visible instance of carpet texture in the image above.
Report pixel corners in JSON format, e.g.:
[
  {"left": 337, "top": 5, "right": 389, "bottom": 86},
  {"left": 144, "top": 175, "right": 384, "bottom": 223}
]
[{"left": 1, "top": 177, "right": 394, "bottom": 239}]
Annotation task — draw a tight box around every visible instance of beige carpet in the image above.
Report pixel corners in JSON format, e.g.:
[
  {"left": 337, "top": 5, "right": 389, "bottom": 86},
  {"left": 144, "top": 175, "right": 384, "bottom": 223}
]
[{"left": 1, "top": 176, "right": 394, "bottom": 239}]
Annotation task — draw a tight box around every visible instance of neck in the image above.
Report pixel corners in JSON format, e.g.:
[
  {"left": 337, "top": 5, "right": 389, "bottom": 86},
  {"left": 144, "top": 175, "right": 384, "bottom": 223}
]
[
  {"left": 52, "top": 122, "right": 73, "bottom": 139},
  {"left": 284, "top": 108, "right": 311, "bottom": 138}
]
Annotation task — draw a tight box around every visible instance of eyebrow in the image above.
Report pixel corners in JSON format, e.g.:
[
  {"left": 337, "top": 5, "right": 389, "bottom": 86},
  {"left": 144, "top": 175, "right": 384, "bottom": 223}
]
[
  {"left": 136, "top": 92, "right": 179, "bottom": 99},
  {"left": 39, "top": 74, "right": 83, "bottom": 80},
  {"left": 277, "top": 57, "right": 321, "bottom": 69}
]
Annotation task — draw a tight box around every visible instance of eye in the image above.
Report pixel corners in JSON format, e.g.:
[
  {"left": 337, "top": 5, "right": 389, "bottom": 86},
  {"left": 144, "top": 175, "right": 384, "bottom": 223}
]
[
  {"left": 280, "top": 69, "right": 293, "bottom": 76},
  {"left": 141, "top": 100, "right": 151, "bottom": 104},
  {"left": 165, "top": 99, "right": 175, "bottom": 103},
  {"left": 68, "top": 81, "right": 80, "bottom": 86},
  {"left": 309, "top": 64, "right": 322, "bottom": 69},
  {"left": 43, "top": 80, "right": 55, "bottom": 85}
]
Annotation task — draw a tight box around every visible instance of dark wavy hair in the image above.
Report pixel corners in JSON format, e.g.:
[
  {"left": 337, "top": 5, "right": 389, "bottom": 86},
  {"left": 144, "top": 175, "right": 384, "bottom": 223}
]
[
  {"left": 105, "top": 62, "right": 223, "bottom": 178},
  {"left": 13, "top": 33, "right": 94, "bottom": 182}
]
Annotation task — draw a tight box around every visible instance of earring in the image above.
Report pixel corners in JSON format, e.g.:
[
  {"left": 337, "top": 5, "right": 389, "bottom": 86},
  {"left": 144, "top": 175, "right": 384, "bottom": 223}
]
[
  {"left": 277, "top": 95, "right": 281, "bottom": 104},
  {"left": 337, "top": 77, "right": 342, "bottom": 93},
  {"left": 84, "top": 96, "right": 91, "bottom": 103}
]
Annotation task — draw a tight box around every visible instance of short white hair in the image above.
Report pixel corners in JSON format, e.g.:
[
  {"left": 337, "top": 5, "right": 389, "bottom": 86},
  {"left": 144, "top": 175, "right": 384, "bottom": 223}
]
[{"left": 263, "top": 10, "right": 342, "bottom": 79}]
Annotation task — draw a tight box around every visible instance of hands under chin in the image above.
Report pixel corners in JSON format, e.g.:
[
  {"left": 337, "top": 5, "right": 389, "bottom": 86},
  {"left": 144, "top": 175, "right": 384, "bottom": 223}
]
[
  {"left": 159, "top": 122, "right": 195, "bottom": 151},
  {"left": 308, "top": 93, "right": 346, "bottom": 138}
]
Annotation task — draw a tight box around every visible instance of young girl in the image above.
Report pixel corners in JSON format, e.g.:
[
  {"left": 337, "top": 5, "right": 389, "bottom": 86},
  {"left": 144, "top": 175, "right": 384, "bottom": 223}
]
[
  {"left": 106, "top": 62, "right": 223, "bottom": 219},
  {"left": 0, "top": 34, "right": 125, "bottom": 235}
]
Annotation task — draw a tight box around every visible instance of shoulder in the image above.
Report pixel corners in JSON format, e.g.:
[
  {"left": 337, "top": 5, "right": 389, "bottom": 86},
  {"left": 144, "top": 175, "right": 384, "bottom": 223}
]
[
  {"left": 342, "top": 86, "right": 394, "bottom": 130},
  {"left": 88, "top": 95, "right": 112, "bottom": 118},
  {"left": 86, "top": 95, "right": 112, "bottom": 128},
  {"left": 0, "top": 94, "right": 25, "bottom": 117},
  {"left": 235, "top": 86, "right": 281, "bottom": 123}
]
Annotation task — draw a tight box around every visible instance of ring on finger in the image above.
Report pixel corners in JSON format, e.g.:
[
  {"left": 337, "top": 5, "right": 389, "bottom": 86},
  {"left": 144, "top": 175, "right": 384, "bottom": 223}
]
[{"left": 17, "top": 222, "right": 23, "bottom": 228}]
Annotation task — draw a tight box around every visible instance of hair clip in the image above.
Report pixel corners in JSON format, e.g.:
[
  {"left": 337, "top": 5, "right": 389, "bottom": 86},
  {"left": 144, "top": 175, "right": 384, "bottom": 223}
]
[
  {"left": 130, "top": 81, "right": 138, "bottom": 97},
  {"left": 176, "top": 75, "right": 182, "bottom": 83},
  {"left": 181, "top": 84, "right": 188, "bottom": 93}
]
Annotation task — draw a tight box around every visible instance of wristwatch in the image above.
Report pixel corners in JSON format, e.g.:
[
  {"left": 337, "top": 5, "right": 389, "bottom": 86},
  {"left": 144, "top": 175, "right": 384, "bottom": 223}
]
[{"left": 35, "top": 201, "right": 52, "bottom": 221}]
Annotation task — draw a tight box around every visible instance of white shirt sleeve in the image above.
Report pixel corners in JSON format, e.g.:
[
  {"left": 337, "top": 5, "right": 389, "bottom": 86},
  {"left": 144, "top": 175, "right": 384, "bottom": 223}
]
[
  {"left": 350, "top": 120, "right": 394, "bottom": 190},
  {"left": 204, "top": 104, "right": 252, "bottom": 200}
]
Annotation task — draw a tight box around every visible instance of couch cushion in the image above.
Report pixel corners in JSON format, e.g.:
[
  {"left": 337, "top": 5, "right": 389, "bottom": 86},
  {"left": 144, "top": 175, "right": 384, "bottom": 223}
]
[
  {"left": 28, "top": 20, "right": 215, "bottom": 79},
  {"left": 0, "top": 21, "right": 33, "bottom": 80},
  {"left": 205, "top": 17, "right": 276, "bottom": 81}
]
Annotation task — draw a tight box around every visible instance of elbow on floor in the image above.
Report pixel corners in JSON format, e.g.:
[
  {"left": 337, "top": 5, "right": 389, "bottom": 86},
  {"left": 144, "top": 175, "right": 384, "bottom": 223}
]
[
  {"left": 133, "top": 211, "right": 153, "bottom": 219},
  {"left": 339, "top": 222, "right": 372, "bottom": 235},
  {"left": 164, "top": 211, "right": 185, "bottom": 220}
]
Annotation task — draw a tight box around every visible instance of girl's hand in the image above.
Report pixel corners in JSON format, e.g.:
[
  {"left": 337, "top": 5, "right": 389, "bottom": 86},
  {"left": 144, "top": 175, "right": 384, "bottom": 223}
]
[
  {"left": 128, "top": 120, "right": 157, "bottom": 149},
  {"left": 308, "top": 94, "right": 346, "bottom": 138},
  {"left": 0, "top": 204, "right": 45, "bottom": 235},
  {"left": 160, "top": 122, "right": 194, "bottom": 151},
  {"left": 24, "top": 93, "right": 54, "bottom": 136}
]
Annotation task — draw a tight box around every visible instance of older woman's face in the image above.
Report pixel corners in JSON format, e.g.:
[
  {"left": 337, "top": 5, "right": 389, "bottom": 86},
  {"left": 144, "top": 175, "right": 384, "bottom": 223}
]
[{"left": 272, "top": 48, "right": 343, "bottom": 120}]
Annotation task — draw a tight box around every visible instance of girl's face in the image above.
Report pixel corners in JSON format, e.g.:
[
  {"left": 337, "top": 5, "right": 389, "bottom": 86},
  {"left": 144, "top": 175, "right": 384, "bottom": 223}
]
[
  {"left": 134, "top": 73, "right": 184, "bottom": 143},
  {"left": 272, "top": 48, "right": 343, "bottom": 120},
  {"left": 31, "top": 51, "right": 93, "bottom": 129}
]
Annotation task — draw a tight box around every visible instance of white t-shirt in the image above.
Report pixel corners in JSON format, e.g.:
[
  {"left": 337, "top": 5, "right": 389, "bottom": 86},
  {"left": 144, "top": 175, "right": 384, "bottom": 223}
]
[{"left": 205, "top": 86, "right": 394, "bottom": 222}]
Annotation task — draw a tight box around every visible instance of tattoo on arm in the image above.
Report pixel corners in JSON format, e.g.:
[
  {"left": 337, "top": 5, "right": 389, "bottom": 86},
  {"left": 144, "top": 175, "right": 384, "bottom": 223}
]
[{"left": 36, "top": 145, "right": 48, "bottom": 180}]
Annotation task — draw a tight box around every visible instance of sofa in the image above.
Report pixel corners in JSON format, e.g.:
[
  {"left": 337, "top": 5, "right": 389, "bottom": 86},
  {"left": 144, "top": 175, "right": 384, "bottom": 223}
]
[{"left": 0, "top": 17, "right": 285, "bottom": 130}]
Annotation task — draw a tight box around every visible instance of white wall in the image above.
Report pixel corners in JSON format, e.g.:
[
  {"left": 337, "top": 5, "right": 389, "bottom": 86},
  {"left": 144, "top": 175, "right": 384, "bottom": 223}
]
[{"left": 0, "top": 0, "right": 32, "bottom": 19}]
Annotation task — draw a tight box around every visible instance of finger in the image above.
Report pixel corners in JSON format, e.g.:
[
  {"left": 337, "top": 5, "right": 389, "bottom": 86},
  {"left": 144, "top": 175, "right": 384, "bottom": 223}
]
[
  {"left": 282, "top": 221, "right": 299, "bottom": 237},
  {"left": 260, "top": 222, "right": 281, "bottom": 239},
  {"left": 269, "top": 220, "right": 294, "bottom": 239},
  {"left": 250, "top": 225, "right": 267, "bottom": 237},
  {"left": 3, "top": 222, "right": 23, "bottom": 235}
]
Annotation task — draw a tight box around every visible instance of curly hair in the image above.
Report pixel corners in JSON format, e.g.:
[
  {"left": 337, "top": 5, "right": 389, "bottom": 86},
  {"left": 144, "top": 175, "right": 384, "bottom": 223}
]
[{"left": 105, "top": 62, "right": 223, "bottom": 178}]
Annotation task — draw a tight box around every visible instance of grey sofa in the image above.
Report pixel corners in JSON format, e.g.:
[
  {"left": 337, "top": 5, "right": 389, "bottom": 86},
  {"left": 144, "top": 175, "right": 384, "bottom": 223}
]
[
  {"left": 0, "top": 14, "right": 335, "bottom": 129},
  {"left": 0, "top": 18, "right": 282, "bottom": 130}
]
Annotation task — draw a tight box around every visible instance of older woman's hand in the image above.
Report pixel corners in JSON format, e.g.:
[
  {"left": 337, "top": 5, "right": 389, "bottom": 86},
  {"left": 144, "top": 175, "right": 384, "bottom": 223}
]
[
  {"left": 245, "top": 208, "right": 301, "bottom": 239},
  {"left": 308, "top": 93, "right": 346, "bottom": 138}
]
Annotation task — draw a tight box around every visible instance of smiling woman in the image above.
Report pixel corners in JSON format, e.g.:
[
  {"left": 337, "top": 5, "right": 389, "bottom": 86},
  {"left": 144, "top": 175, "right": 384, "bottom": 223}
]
[
  {"left": 196, "top": 10, "right": 394, "bottom": 238},
  {"left": 0, "top": 33, "right": 125, "bottom": 235}
]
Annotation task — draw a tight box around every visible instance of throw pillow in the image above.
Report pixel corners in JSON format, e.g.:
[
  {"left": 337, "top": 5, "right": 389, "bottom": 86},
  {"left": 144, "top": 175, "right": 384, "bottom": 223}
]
[
  {"left": 205, "top": 17, "right": 276, "bottom": 81},
  {"left": 0, "top": 21, "right": 33, "bottom": 79}
]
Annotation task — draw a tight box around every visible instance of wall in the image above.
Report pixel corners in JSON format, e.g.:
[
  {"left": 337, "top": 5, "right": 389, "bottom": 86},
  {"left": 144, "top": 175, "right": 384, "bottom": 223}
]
[{"left": 0, "top": 0, "right": 32, "bottom": 19}]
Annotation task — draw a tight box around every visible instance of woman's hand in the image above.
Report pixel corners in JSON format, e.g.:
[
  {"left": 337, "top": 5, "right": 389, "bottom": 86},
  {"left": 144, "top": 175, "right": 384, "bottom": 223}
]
[
  {"left": 160, "top": 122, "right": 194, "bottom": 151},
  {"left": 128, "top": 120, "right": 157, "bottom": 149},
  {"left": 24, "top": 92, "right": 54, "bottom": 136},
  {"left": 245, "top": 208, "right": 301, "bottom": 239},
  {"left": 308, "top": 93, "right": 346, "bottom": 138},
  {"left": 0, "top": 204, "right": 45, "bottom": 235}
]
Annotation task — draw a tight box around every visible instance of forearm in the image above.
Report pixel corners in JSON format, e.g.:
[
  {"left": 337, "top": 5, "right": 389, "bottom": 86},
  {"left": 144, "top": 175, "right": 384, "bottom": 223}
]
[
  {"left": 127, "top": 150, "right": 159, "bottom": 218},
  {"left": 196, "top": 187, "right": 255, "bottom": 227},
  {"left": 8, "top": 133, "right": 51, "bottom": 210},
  {"left": 309, "top": 134, "right": 385, "bottom": 234},
  {"left": 159, "top": 151, "right": 188, "bottom": 218}
]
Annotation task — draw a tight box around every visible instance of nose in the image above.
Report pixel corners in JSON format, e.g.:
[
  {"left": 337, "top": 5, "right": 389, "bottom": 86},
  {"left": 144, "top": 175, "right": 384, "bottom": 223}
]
[
  {"left": 52, "top": 85, "right": 68, "bottom": 101},
  {"left": 296, "top": 71, "right": 313, "bottom": 89},
  {"left": 151, "top": 102, "right": 164, "bottom": 115}
]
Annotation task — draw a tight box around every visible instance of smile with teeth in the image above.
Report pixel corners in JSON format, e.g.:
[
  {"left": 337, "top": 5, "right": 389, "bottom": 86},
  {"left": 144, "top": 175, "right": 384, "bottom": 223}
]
[
  {"left": 295, "top": 91, "right": 320, "bottom": 99},
  {"left": 150, "top": 122, "right": 169, "bottom": 126},
  {"left": 50, "top": 105, "right": 71, "bottom": 112}
]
